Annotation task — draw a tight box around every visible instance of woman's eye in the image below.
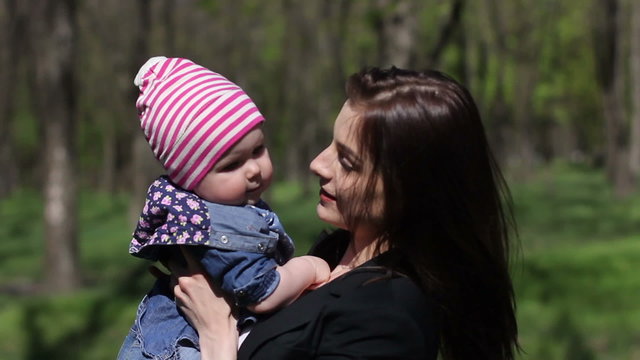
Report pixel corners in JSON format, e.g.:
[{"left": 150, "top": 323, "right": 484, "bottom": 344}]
[{"left": 338, "top": 156, "right": 354, "bottom": 171}]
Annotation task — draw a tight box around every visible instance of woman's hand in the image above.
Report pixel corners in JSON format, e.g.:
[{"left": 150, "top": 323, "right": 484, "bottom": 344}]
[{"left": 172, "top": 246, "right": 239, "bottom": 360}]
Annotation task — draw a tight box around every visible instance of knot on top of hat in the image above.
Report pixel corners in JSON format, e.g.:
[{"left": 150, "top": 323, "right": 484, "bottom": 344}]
[{"left": 134, "top": 56, "right": 168, "bottom": 88}]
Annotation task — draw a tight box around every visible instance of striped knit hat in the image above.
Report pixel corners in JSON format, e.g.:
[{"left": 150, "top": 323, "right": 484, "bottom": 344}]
[{"left": 134, "top": 56, "right": 265, "bottom": 190}]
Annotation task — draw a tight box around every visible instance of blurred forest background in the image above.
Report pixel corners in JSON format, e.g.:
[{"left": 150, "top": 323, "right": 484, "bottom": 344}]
[{"left": 1, "top": 0, "right": 639, "bottom": 359}]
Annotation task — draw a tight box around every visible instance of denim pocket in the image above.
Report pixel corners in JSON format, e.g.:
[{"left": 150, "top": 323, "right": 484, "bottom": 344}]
[
  {"left": 116, "top": 324, "right": 144, "bottom": 360},
  {"left": 136, "top": 279, "right": 199, "bottom": 359}
]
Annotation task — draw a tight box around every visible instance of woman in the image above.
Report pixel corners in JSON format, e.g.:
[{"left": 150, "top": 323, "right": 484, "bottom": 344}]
[{"left": 173, "top": 67, "right": 519, "bottom": 359}]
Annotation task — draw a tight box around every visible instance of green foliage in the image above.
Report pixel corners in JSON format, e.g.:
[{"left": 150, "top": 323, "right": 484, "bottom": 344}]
[
  {"left": 0, "top": 287, "right": 143, "bottom": 359},
  {"left": 260, "top": 19, "right": 285, "bottom": 67},
  {"left": 2, "top": 168, "right": 639, "bottom": 359},
  {"left": 11, "top": 81, "right": 40, "bottom": 186},
  {"left": 532, "top": 0, "right": 600, "bottom": 142},
  {"left": 516, "top": 238, "right": 640, "bottom": 359},
  {"left": 3, "top": 0, "right": 637, "bottom": 356},
  {"left": 512, "top": 162, "right": 640, "bottom": 249},
  {"left": 510, "top": 163, "right": 640, "bottom": 359},
  {"left": 0, "top": 187, "right": 44, "bottom": 283},
  {"left": 197, "top": 0, "right": 219, "bottom": 15},
  {"left": 76, "top": 191, "right": 143, "bottom": 283},
  {"left": 0, "top": 182, "right": 327, "bottom": 359},
  {"left": 6, "top": 0, "right": 612, "bottom": 188}
]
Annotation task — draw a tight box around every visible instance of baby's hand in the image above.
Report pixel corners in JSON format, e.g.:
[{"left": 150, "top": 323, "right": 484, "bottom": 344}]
[{"left": 306, "top": 256, "right": 331, "bottom": 290}]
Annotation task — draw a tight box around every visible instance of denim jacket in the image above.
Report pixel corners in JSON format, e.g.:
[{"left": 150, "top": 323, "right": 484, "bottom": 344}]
[{"left": 127, "top": 176, "right": 295, "bottom": 357}]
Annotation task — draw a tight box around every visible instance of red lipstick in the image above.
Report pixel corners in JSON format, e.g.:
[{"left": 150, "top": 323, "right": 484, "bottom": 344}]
[{"left": 319, "top": 189, "right": 336, "bottom": 203}]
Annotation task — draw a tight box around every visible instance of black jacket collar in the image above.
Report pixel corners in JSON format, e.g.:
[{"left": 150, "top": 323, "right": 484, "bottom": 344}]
[{"left": 238, "top": 253, "right": 391, "bottom": 358}]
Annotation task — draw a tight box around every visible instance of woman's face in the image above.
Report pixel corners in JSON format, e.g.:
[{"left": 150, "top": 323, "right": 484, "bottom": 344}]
[{"left": 309, "top": 101, "right": 383, "bottom": 231}]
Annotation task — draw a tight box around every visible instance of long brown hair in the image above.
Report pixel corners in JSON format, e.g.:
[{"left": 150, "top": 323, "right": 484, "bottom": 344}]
[{"left": 342, "top": 67, "right": 519, "bottom": 359}]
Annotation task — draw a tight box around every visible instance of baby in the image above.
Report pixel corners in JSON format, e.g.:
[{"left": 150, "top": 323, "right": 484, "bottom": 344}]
[{"left": 117, "top": 57, "right": 330, "bottom": 360}]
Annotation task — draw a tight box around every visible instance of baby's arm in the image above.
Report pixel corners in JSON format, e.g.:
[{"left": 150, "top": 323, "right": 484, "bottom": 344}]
[{"left": 247, "top": 255, "right": 330, "bottom": 313}]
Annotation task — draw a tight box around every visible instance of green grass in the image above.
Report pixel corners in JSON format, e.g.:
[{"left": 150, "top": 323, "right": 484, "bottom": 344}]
[
  {"left": 1, "top": 164, "right": 639, "bottom": 359},
  {"left": 0, "top": 182, "right": 327, "bottom": 359},
  {"left": 510, "top": 163, "right": 640, "bottom": 359},
  {"left": 516, "top": 237, "right": 640, "bottom": 359},
  {"left": 0, "top": 188, "right": 44, "bottom": 284},
  {"left": 511, "top": 162, "right": 640, "bottom": 250}
]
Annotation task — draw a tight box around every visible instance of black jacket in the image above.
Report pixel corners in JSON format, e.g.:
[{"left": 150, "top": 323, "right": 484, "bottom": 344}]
[{"left": 238, "top": 232, "right": 439, "bottom": 360}]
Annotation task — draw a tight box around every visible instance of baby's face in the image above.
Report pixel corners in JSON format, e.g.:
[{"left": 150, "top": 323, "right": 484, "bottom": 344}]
[{"left": 194, "top": 126, "right": 273, "bottom": 205}]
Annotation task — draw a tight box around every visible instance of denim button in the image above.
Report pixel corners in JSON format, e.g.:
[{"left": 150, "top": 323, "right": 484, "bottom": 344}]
[
  {"left": 220, "top": 235, "right": 229, "bottom": 244},
  {"left": 257, "top": 243, "right": 266, "bottom": 251},
  {"left": 237, "top": 289, "right": 246, "bottom": 297}
]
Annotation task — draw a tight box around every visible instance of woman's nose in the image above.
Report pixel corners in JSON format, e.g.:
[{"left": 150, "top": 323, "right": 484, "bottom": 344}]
[{"left": 310, "top": 146, "right": 331, "bottom": 178}]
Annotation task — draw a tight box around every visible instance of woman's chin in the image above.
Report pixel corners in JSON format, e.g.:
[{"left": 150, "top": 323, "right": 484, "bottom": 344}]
[{"left": 316, "top": 203, "right": 346, "bottom": 229}]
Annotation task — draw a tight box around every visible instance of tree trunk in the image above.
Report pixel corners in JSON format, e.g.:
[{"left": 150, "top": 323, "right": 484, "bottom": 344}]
[
  {"left": 376, "top": 0, "right": 418, "bottom": 68},
  {"left": 80, "top": 0, "right": 127, "bottom": 192},
  {"left": 549, "top": 121, "right": 579, "bottom": 162},
  {"left": 510, "top": 61, "right": 538, "bottom": 178},
  {"left": 628, "top": 0, "right": 640, "bottom": 176},
  {"left": 428, "top": 0, "right": 465, "bottom": 69},
  {"left": 31, "top": 0, "right": 80, "bottom": 292},
  {"left": 481, "top": 0, "right": 510, "bottom": 166},
  {"left": 128, "top": 0, "right": 160, "bottom": 224},
  {"left": 100, "top": 113, "right": 117, "bottom": 192},
  {"left": 280, "top": 0, "right": 320, "bottom": 182},
  {"left": 162, "top": 0, "right": 176, "bottom": 55},
  {"left": 0, "top": 0, "right": 26, "bottom": 198},
  {"left": 595, "top": 0, "right": 633, "bottom": 196}
]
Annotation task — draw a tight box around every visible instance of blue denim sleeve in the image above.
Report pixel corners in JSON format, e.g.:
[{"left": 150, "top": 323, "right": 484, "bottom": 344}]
[{"left": 193, "top": 247, "right": 280, "bottom": 308}]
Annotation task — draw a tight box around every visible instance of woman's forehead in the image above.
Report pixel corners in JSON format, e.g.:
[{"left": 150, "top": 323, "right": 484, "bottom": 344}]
[{"left": 334, "top": 102, "right": 361, "bottom": 142}]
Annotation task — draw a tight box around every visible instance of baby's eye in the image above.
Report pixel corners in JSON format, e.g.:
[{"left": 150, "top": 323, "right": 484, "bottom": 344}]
[
  {"left": 253, "top": 145, "right": 266, "bottom": 156},
  {"left": 220, "top": 161, "right": 242, "bottom": 172}
]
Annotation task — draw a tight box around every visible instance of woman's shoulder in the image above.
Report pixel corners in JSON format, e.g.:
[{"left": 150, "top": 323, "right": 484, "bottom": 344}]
[
  {"left": 313, "top": 263, "right": 440, "bottom": 358},
  {"left": 240, "top": 254, "right": 440, "bottom": 360},
  {"left": 331, "top": 261, "right": 435, "bottom": 312},
  {"left": 308, "top": 233, "right": 435, "bottom": 314}
]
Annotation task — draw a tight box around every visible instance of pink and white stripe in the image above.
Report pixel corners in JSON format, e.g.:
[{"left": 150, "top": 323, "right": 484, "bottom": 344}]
[{"left": 134, "top": 57, "right": 265, "bottom": 190}]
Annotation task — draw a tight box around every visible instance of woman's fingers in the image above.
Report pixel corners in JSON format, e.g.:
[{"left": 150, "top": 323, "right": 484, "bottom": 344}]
[
  {"left": 172, "top": 248, "right": 239, "bottom": 358},
  {"left": 174, "top": 272, "right": 233, "bottom": 325},
  {"left": 177, "top": 271, "right": 208, "bottom": 292}
]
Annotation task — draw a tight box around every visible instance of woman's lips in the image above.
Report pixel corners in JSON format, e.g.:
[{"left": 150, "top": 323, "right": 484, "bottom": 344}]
[{"left": 319, "top": 189, "right": 336, "bottom": 203}]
